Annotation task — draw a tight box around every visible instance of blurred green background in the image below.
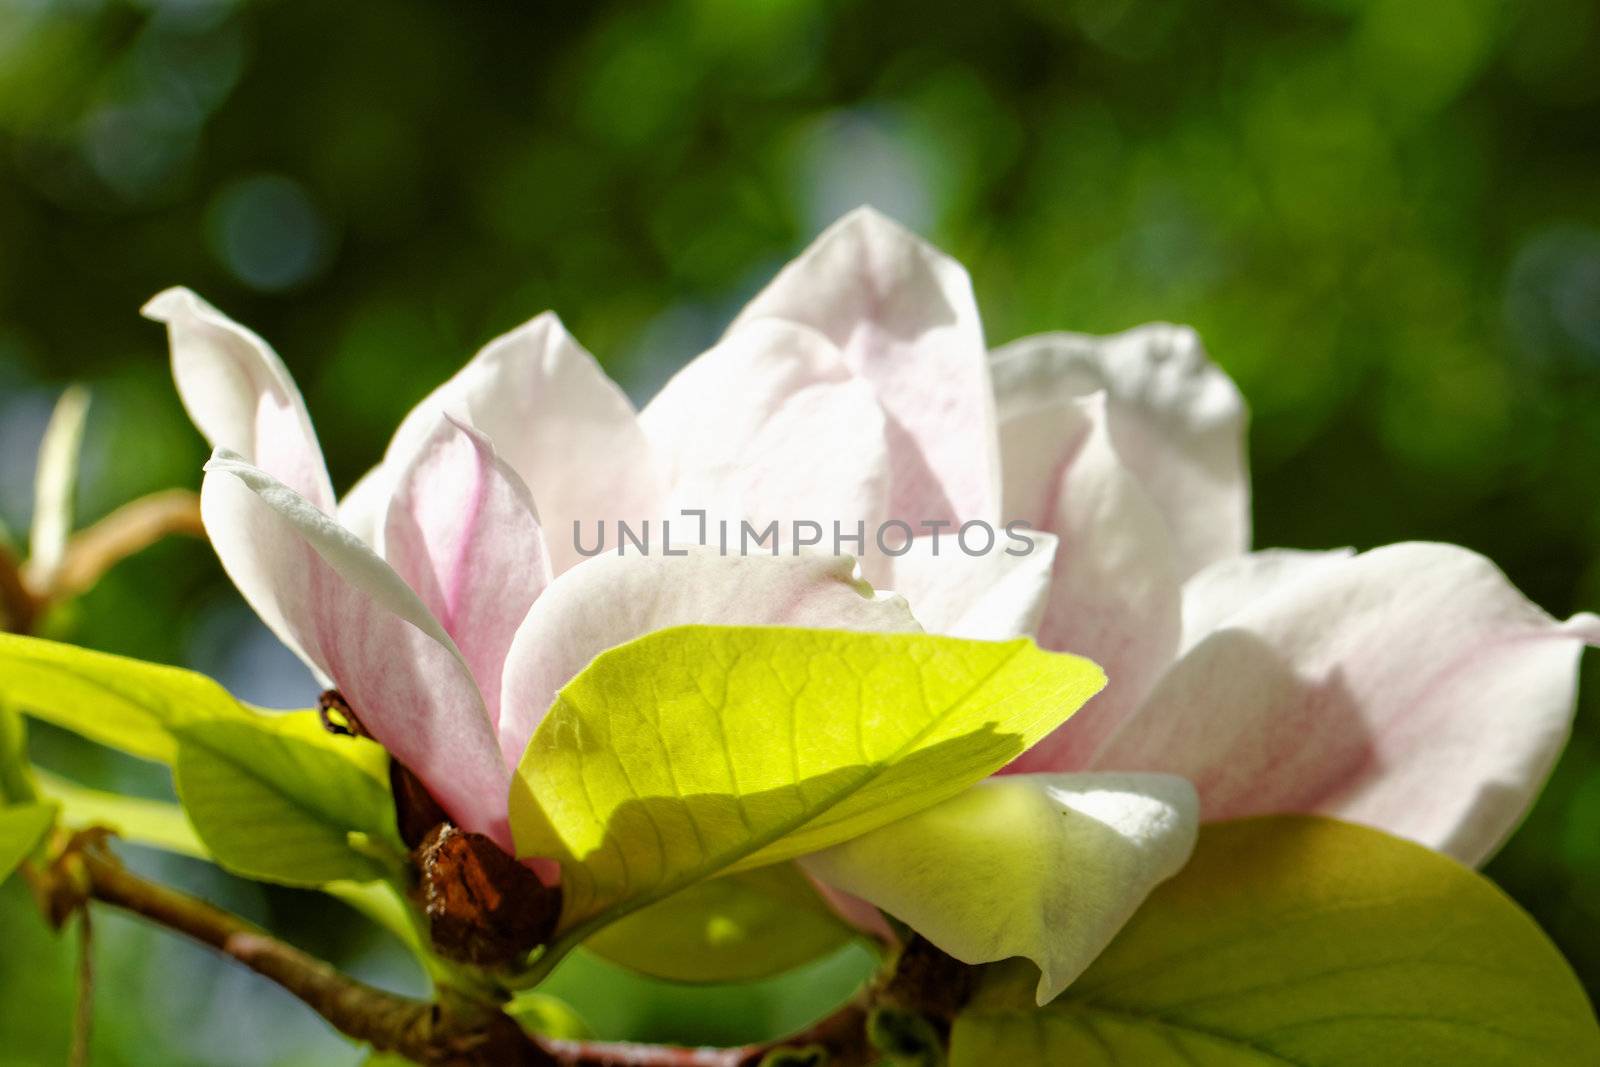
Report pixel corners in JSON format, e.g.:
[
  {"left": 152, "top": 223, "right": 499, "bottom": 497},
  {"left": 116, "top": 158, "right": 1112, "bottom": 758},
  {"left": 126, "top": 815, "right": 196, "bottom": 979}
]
[{"left": 2, "top": 0, "right": 1598, "bottom": 1062}]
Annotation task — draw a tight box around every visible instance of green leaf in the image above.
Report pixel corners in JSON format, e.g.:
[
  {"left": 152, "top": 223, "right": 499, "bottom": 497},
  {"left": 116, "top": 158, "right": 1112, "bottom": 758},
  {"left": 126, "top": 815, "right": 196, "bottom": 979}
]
[
  {"left": 0, "top": 802, "right": 56, "bottom": 884},
  {"left": 949, "top": 816, "right": 1600, "bottom": 1067},
  {"left": 505, "top": 991, "right": 595, "bottom": 1040},
  {"left": 0, "top": 704, "right": 36, "bottom": 804},
  {"left": 511, "top": 625, "right": 1104, "bottom": 941},
  {"left": 172, "top": 716, "right": 401, "bottom": 886},
  {"left": 585, "top": 863, "right": 858, "bottom": 983},
  {"left": 0, "top": 633, "right": 399, "bottom": 887},
  {"left": 33, "top": 769, "right": 207, "bottom": 859},
  {"left": 0, "top": 631, "right": 245, "bottom": 764}
]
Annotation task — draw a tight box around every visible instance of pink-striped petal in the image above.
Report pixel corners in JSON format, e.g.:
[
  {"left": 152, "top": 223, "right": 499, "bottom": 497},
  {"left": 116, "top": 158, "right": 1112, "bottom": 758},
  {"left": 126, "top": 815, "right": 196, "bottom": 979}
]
[
  {"left": 146, "top": 288, "right": 333, "bottom": 512},
  {"left": 639, "top": 319, "right": 891, "bottom": 556},
  {"left": 1093, "top": 542, "right": 1600, "bottom": 865},
  {"left": 202, "top": 450, "right": 508, "bottom": 842},
  {"left": 729, "top": 207, "right": 1000, "bottom": 529},
  {"left": 997, "top": 394, "right": 1183, "bottom": 775},
  {"left": 382, "top": 313, "right": 665, "bottom": 574},
  {"left": 888, "top": 530, "right": 1059, "bottom": 640},
  {"left": 383, "top": 416, "right": 552, "bottom": 731}
]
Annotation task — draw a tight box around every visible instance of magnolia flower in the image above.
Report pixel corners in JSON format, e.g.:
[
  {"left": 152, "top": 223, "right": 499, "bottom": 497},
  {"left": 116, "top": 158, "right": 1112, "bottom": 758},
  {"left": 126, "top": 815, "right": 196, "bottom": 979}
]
[{"left": 148, "top": 208, "right": 1598, "bottom": 1001}]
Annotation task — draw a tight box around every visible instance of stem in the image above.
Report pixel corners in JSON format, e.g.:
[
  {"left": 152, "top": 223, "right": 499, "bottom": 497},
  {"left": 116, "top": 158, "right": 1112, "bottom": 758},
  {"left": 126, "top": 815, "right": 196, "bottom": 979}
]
[
  {"left": 65, "top": 844, "right": 884, "bottom": 1066},
  {"left": 49, "top": 489, "right": 204, "bottom": 602},
  {"left": 70, "top": 909, "right": 93, "bottom": 1067},
  {"left": 0, "top": 541, "right": 39, "bottom": 634},
  {"left": 77, "top": 847, "right": 554, "bottom": 1066}
]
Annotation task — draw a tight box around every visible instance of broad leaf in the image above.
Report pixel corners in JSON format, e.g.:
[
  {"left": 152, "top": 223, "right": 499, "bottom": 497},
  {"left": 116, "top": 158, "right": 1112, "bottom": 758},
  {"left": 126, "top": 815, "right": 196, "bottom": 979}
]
[
  {"left": 0, "top": 802, "right": 56, "bottom": 884},
  {"left": 173, "top": 717, "right": 401, "bottom": 886},
  {"left": 586, "top": 863, "right": 858, "bottom": 983},
  {"left": 511, "top": 625, "right": 1104, "bottom": 938},
  {"left": 0, "top": 633, "right": 398, "bottom": 887},
  {"left": 34, "top": 770, "right": 207, "bottom": 859},
  {"left": 0, "top": 705, "right": 34, "bottom": 804},
  {"left": 0, "top": 632, "right": 244, "bottom": 763},
  {"left": 949, "top": 816, "right": 1600, "bottom": 1066}
]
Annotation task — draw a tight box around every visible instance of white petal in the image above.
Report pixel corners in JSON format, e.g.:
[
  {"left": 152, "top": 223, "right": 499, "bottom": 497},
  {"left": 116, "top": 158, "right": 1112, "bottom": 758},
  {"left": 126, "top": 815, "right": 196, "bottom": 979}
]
[
  {"left": 383, "top": 416, "right": 552, "bottom": 730},
  {"left": 1181, "top": 548, "right": 1354, "bottom": 652},
  {"left": 998, "top": 394, "right": 1183, "bottom": 774},
  {"left": 201, "top": 450, "right": 508, "bottom": 841},
  {"left": 383, "top": 313, "right": 665, "bottom": 574},
  {"left": 1094, "top": 542, "right": 1600, "bottom": 865},
  {"left": 992, "top": 324, "right": 1248, "bottom": 578},
  {"left": 496, "top": 551, "right": 920, "bottom": 767},
  {"left": 730, "top": 207, "right": 1000, "bottom": 528},
  {"left": 337, "top": 464, "right": 388, "bottom": 548},
  {"left": 801, "top": 772, "right": 1198, "bottom": 1004},
  {"left": 146, "top": 288, "right": 333, "bottom": 511},
  {"left": 889, "top": 529, "right": 1059, "bottom": 640},
  {"left": 640, "top": 318, "right": 891, "bottom": 550}
]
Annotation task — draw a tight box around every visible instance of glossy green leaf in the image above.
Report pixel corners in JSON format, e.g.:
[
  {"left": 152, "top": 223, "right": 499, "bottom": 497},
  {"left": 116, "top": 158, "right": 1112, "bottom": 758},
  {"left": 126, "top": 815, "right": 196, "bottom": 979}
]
[
  {"left": 586, "top": 863, "right": 858, "bottom": 983},
  {"left": 0, "top": 632, "right": 246, "bottom": 764},
  {"left": 511, "top": 625, "right": 1104, "bottom": 940},
  {"left": 34, "top": 770, "right": 207, "bottom": 859},
  {"left": 0, "top": 802, "right": 56, "bottom": 884},
  {"left": 173, "top": 717, "right": 401, "bottom": 887},
  {"left": 949, "top": 816, "right": 1600, "bottom": 1066},
  {"left": 0, "top": 705, "right": 35, "bottom": 804},
  {"left": 505, "top": 991, "right": 595, "bottom": 1040}
]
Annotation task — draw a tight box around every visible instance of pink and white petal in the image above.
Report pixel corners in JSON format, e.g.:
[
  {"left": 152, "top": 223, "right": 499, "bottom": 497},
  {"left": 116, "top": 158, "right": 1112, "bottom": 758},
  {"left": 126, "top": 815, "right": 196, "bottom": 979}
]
[
  {"left": 801, "top": 772, "right": 1198, "bottom": 1004},
  {"left": 337, "top": 464, "right": 389, "bottom": 549},
  {"left": 729, "top": 208, "right": 1000, "bottom": 529},
  {"left": 992, "top": 325, "right": 1248, "bottom": 578},
  {"left": 998, "top": 394, "right": 1183, "bottom": 775},
  {"left": 383, "top": 416, "right": 552, "bottom": 729},
  {"left": 1092, "top": 542, "right": 1600, "bottom": 866},
  {"left": 145, "top": 288, "right": 333, "bottom": 512},
  {"left": 1181, "top": 548, "right": 1354, "bottom": 653},
  {"left": 385, "top": 313, "right": 666, "bottom": 574},
  {"left": 202, "top": 450, "right": 508, "bottom": 842},
  {"left": 497, "top": 552, "right": 920, "bottom": 767},
  {"left": 639, "top": 319, "right": 891, "bottom": 554},
  {"left": 888, "top": 529, "right": 1059, "bottom": 640}
]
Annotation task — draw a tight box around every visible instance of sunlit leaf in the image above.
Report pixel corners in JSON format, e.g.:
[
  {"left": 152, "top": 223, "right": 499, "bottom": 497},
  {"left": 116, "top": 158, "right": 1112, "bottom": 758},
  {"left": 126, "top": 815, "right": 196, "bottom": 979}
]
[
  {"left": 505, "top": 991, "right": 595, "bottom": 1040},
  {"left": 173, "top": 717, "right": 401, "bottom": 886},
  {"left": 0, "top": 802, "right": 56, "bottom": 884},
  {"left": 511, "top": 625, "right": 1104, "bottom": 940},
  {"left": 585, "top": 863, "right": 858, "bottom": 983},
  {"left": 0, "top": 705, "right": 34, "bottom": 805},
  {"left": 33, "top": 769, "right": 206, "bottom": 859},
  {"left": 0, "top": 632, "right": 246, "bottom": 764},
  {"left": 949, "top": 816, "right": 1600, "bottom": 1066}
]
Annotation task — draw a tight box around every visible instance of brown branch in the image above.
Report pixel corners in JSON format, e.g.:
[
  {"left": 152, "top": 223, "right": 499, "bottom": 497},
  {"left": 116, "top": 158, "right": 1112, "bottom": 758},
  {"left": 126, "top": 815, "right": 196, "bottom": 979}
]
[
  {"left": 76, "top": 846, "right": 554, "bottom": 1066},
  {"left": 49, "top": 489, "right": 204, "bottom": 602},
  {"left": 62, "top": 841, "right": 883, "bottom": 1067},
  {"left": 0, "top": 541, "right": 40, "bottom": 634}
]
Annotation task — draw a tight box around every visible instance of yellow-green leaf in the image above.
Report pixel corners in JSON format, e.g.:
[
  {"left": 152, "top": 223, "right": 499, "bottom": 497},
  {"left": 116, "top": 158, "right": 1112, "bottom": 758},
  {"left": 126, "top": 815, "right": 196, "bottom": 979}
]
[
  {"left": 34, "top": 770, "right": 207, "bottom": 859},
  {"left": 585, "top": 863, "right": 858, "bottom": 983},
  {"left": 0, "top": 632, "right": 243, "bottom": 764},
  {"left": 0, "top": 802, "right": 56, "bottom": 884},
  {"left": 173, "top": 717, "right": 400, "bottom": 886},
  {"left": 511, "top": 625, "right": 1104, "bottom": 939},
  {"left": 949, "top": 816, "right": 1600, "bottom": 1066}
]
